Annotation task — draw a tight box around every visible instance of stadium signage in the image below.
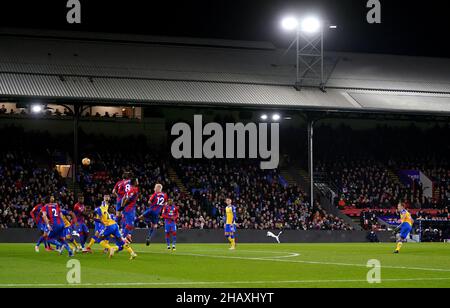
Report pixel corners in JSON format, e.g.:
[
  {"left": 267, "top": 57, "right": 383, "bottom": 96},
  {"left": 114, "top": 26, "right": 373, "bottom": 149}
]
[{"left": 171, "top": 115, "right": 279, "bottom": 170}]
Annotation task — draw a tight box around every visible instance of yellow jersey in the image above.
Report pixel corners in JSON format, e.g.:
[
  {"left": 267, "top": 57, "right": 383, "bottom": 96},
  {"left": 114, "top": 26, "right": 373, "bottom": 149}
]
[
  {"left": 61, "top": 213, "right": 71, "bottom": 228},
  {"left": 225, "top": 205, "right": 236, "bottom": 225},
  {"left": 97, "top": 202, "right": 116, "bottom": 227},
  {"left": 60, "top": 209, "right": 73, "bottom": 228},
  {"left": 400, "top": 209, "right": 413, "bottom": 226}
]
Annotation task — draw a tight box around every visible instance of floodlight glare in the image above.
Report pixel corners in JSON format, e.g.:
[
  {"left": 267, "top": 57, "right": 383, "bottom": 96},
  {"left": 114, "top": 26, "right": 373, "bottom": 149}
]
[
  {"left": 281, "top": 17, "right": 299, "bottom": 31},
  {"left": 301, "top": 17, "right": 321, "bottom": 33},
  {"left": 31, "top": 104, "right": 43, "bottom": 113},
  {"left": 260, "top": 114, "right": 268, "bottom": 121},
  {"left": 272, "top": 114, "right": 281, "bottom": 121}
]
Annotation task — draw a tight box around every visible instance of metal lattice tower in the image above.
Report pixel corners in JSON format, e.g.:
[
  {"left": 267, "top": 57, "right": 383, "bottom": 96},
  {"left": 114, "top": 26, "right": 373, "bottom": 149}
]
[{"left": 295, "top": 28, "right": 324, "bottom": 91}]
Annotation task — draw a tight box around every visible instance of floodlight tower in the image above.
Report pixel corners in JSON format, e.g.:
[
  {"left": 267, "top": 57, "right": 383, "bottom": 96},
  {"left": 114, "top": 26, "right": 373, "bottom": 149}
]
[
  {"left": 282, "top": 16, "right": 334, "bottom": 92},
  {"left": 282, "top": 16, "right": 336, "bottom": 208}
]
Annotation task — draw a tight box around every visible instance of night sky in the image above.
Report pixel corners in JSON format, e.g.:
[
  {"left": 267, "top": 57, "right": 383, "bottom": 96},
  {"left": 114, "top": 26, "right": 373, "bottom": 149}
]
[{"left": 1, "top": 0, "right": 449, "bottom": 57}]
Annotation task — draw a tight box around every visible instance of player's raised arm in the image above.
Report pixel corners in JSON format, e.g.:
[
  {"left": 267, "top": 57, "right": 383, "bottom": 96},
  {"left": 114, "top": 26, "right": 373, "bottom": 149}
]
[
  {"left": 30, "top": 206, "right": 37, "bottom": 222},
  {"left": 93, "top": 208, "right": 102, "bottom": 223},
  {"left": 148, "top": 192, "right": 156, "bottom": 205},
  {"left": 112, "top": 181, "right": 118, "bottom": 196},
  {"left": 120, "top": 195, "right": 129, "bottom": 212},
  {"left": 173, "top": 206, "right": 179, "bottom": 221},
  {"left": 69, "top": 210, "right": 77, "bottom": 225}
]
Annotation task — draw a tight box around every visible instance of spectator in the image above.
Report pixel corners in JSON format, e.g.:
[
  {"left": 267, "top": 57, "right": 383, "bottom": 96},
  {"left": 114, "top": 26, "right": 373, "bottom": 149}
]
[{"left": 63, "top": 108, "right": 73, "bottom": 116}]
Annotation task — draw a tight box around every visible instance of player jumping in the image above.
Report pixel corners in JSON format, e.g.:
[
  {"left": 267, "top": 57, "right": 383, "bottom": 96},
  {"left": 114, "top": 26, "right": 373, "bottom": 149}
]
[
  {"left": 139, "top": 183, "right": 167, "bottom": 246},
  {"left": 224, "top": 198, "right": 237, "bottom": 250},
  {"left": 393, "top": 202, "right": 414, "bottom": 254},
  {"left": 120, "top": 178, "right": 139, "bottom": 242},
  {"left": 112, "top": 172, "right": 131, "bottom": 225},
  {"left": 161, "top": 199, "right": 179, "bottom": 251}
]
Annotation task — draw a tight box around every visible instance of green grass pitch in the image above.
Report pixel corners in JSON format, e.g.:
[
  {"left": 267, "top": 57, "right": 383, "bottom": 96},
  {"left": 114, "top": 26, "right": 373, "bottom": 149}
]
[{"left": 0, "top": 243, "right": 449, "bottom": 288}]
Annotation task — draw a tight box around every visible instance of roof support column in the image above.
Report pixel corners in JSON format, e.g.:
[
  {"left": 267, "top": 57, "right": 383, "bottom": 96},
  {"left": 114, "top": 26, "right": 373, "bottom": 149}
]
[
  {"left": 307, "top": 118, "right": 315, "bottom": 208},
  {"left": 73, "top": 104, "right": 80, "bottom": 197}
]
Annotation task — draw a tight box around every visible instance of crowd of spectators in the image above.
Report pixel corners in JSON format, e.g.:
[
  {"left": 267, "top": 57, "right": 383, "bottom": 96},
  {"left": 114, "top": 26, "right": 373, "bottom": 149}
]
[
  {"left": 0, "top": 105, "right": 138, "bottom": 119},
  {"left": 0, "top": 128, "right": 353, "bottom": 231},
  {"left": 176, "top": 160, "right": 353, "bottom": 231},
  {"left": 2, "top": 122, "right": 449, "bottom": 236},
  {"left": 311, "top": 124, "right": 450, "bottom": 230},
  {"left": 0, "top": 151, "right": 70, "bottom": 229},
  {"left": 359, "top": 207, "right": 450, "bottom": 231},
  {"left": 319, "top": 160, "right": 413, "bottom": 209}
]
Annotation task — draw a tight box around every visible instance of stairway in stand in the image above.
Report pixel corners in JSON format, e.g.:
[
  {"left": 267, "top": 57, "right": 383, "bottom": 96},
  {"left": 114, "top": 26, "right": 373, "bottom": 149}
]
[
  {"left": 66, "top": 178, "right": 81, "bottom": 196},
  {"left": 168, "top": 167, "right": 187, "bottom": 193},
  {"left": 433, "top": 185, "right": 441, "bottom": 201},
  {"left": 387, "top": 169, "right": 402, "bottom": 186},
  {"left": 279, "top": 169, "right": 297, "bottom": 186},
  {"left": 279, "top": 164, "right": 362, "bottom": 230}
]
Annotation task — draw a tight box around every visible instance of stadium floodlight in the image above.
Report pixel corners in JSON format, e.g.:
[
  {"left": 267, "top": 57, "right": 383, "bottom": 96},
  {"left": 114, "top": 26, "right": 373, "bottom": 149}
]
[
  {"left": 281, "top": 17, "right": 299, "bottom": 31},
  {"left": 301, "top": 17, "right": 321, "bottom": 34},
  {"left": 31, "top": 104, "right": 43, "bottom": 113},
  {"left": 272, "top": 114, "right": 281, "bottom": 121},
  {"left": 281, "top": 15, "right": 333, "bottom": 91},
  {"left": 260, "top": 114, "right": 268, "bottom": 121}
]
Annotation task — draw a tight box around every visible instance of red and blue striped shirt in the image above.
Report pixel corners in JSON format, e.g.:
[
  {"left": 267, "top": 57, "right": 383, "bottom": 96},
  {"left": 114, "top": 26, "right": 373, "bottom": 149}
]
[
  {"left": 41, "top": 203, "right": 63, "bottom": 226},
  {"left": 124, "top": 186, "right": 139, "bottom": 212},
  {"left": 30, "top": 204, "right": 44, "bottom": 224},
  {"left": 114, "top": 179, "right": 131, "bottom": 200},
  {"left": 148, "top": 192, "right": 168, "bottom": 214}
]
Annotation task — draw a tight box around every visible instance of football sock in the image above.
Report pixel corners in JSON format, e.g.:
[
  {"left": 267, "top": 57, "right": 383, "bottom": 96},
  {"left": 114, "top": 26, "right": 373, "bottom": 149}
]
[
  {"left": 148, "top": 227, "right": 156, "bottom": 239},
  {"left": 47, "top": 239, "right": 62, "bottom": 248},
  {"left": 124, "top": 244, "right": 134, "bottom": 254},
  {"left": 100, "top": 240, "right": 112, "bottom": 250},
  {"left": 36, "top": 236, "right": 45, "bottom": 247},
  {"left": 62, "top": 241, "right": 73, "bottom": 254},
  {"left": 79, "top": 232, "right": 86, "bottom": 248},
  {"left": 165, "top": 234, "right": 170, "bottom": 246},
  {"left": 87, "top": 238, "right": 96, "bottom": 249}
]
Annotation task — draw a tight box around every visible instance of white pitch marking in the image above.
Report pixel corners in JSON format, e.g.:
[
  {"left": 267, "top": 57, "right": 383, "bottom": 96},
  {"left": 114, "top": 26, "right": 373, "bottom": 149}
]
[
  {"left": 2, "top": 277, "right": 450, "bottom": 287},
  {"left": 137, "top": 250, "right": 450, "bottom": 273},
  {"left": 171, "top": 249, "right": 301, "bottom": 259},
  {"left": 137, "top": 250, "right": 300, "bottom": 262}
]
